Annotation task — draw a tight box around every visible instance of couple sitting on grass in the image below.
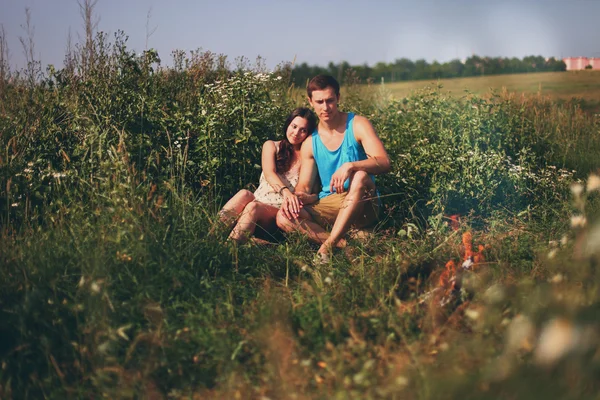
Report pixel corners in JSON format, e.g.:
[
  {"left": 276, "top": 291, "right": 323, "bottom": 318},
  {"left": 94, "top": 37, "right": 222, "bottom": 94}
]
[{"left": 219, "top": 75, "right": 391, "bottom": 263}]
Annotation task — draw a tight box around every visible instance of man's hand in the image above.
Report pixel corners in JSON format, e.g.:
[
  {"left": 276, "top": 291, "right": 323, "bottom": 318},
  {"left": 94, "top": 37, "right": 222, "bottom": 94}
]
[
  {"left": 330, "top": 162, "right": 355, "bottom": 194},
  {"left": 296, "top": 191, "right": 318, "bottom": 205}
]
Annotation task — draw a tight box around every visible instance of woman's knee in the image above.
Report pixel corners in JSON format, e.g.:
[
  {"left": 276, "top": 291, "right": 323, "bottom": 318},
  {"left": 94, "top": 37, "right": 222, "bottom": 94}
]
[
  {"left": 276, "top": 210, "right": 294, "bottom": 232},
  {"left": 242, "top": 200, "right": 262, "bottom": 217},
  {"left": 237, "top": 189, "right": 255, "bottom": 202}
]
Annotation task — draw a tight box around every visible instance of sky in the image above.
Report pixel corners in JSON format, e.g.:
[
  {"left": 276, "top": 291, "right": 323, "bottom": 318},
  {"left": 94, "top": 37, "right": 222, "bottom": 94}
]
[{"left": 1, "top": 0, "right": 600, "bottom": 71}]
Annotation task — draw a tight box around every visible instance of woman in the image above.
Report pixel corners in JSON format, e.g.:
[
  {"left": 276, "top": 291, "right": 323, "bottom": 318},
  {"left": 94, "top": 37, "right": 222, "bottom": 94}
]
[{"left": 218, "top": 107, "right": 317, "bottom": 243}]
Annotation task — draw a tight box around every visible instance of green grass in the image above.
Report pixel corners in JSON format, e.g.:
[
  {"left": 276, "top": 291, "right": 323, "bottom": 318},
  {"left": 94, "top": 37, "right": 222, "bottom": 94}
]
[{"left": 377, "top": 71, "right": 600, "bottom": 113}]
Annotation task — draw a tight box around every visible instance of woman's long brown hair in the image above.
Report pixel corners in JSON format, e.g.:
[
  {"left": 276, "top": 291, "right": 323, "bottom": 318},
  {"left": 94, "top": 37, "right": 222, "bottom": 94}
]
[{"left": 276, "top": 107, "right": 316, "bottom": 173}]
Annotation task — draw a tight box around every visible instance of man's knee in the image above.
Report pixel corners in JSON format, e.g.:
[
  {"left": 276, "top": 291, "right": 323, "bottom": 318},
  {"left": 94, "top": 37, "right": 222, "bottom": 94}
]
[{"left": 349, "top": 171, "right": 373, "bottom": 192}]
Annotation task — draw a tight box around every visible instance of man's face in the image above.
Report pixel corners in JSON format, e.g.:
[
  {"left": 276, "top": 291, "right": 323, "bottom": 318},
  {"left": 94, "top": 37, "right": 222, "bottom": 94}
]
[{"left": 308, "top": 87, "right": 339, "bottom": 122}]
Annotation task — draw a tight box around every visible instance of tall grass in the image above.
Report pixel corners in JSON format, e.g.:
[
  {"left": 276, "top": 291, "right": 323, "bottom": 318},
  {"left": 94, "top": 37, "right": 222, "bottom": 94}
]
[{"left": 1, "top": 24, "right": 600, "bottom": 399}]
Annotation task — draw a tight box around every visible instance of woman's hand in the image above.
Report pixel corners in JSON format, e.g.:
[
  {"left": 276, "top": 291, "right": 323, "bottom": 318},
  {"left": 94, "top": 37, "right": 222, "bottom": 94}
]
[{"left": 281, "top": 189, "right": 302, "bottom": 219}]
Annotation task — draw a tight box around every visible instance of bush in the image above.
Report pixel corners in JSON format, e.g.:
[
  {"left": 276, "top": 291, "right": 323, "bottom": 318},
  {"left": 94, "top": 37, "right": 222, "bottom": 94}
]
[{"left": 351, "top": 87, "right": 574, "bottom": 221}]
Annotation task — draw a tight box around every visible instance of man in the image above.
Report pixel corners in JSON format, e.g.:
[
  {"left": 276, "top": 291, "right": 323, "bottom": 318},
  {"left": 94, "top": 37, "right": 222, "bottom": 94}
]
[{"left": 276, "top": 75, "right": 390, "bottom": 261}]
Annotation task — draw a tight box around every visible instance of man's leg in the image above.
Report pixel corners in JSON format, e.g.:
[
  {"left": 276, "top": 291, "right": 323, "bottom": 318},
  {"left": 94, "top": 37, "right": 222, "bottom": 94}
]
[{"left": 318, "top": 171, "right": 375, "bottom": 255}]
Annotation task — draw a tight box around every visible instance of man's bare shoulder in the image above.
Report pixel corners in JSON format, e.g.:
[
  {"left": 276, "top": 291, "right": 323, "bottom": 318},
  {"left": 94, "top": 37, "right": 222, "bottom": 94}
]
[
  {"left": 352, "top": 114, "right": 378, "bottom": 139},
  {"left": 354, "top": 115, "right": 372, "bottom": 127},
  {"left": 300, "top": 137, "right": 314, "bottom": 157}
]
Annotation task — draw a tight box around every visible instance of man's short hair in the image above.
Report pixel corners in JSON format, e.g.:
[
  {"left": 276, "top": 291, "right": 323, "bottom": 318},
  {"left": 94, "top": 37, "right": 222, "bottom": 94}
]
[{"left": 307, "top": 75, "right": 340, "bottom": 99}]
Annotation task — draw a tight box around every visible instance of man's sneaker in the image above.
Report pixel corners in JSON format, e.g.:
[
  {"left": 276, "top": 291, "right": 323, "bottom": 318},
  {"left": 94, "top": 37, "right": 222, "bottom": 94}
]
[
  {"left": 348, "top": 228, "right": 375, "bottom": 242},
  {"left": 313, "top": 252, "right": 330, "bottom": 266}
]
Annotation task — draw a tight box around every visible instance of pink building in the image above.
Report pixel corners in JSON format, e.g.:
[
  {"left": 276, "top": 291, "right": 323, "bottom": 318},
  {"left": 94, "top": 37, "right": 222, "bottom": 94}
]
[{"left": 563, "top": 57, "right": 600, "bottom": 70}]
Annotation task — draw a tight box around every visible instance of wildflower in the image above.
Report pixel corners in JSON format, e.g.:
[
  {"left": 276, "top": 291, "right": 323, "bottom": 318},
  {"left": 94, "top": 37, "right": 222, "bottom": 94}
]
[
  {"left": 324, "top": 276, "right": 332, "bottom": 285},
  {"left": 97, "top": 341, "right": 111, "bottom": 354},
  {"left": 570, "top": 215, "right": 587, "bottom": 228},
  {"left": 90, "top": 281, "right": 101, "bottom": 294},
  {"left": 461, "top": 257, "right": 474, "bottom": 270},
  {"left": 506, "top": 314, "right": 535, "bottom": 353},
  {"left": 11, "top": 203, "right": 18, "bottom": 207},
  {"left": 581, "top": 223, "right": 600, "bottom": 257},
  {"left": 560, "top": 235, "right": 568, "bottom": 246},
  {"left": 465, "top": 308, "right": 480, "bottom": 320},
  {"left": 483, "top": 284, "right": 505, "bottom": 304},
  {"left": 547, "top": 248, "right": 558, "bottom": 259},
  {"left": 395, "top": 376, "right": 409, "bottom": 388},
  {"left": 587, "top": 174, "right": 600, "bottom": 192},
  {"left": 300, "top": 359, "right": 311, "bottom": 367},
  {"left": 570, "top": 182, "right": 584, "bottom": 197},
  {"left": 534, "top": 318, "right": 578, "bottom": 366}
]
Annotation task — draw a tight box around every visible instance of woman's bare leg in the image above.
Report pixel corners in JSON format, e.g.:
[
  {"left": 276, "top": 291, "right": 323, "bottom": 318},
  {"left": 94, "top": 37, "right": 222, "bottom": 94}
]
[
  {"left": 229, "top": 201, "right": 279, "bottom": 244},
  {"left": 218, "top": 189, "right": 255, "bottom": 229}
]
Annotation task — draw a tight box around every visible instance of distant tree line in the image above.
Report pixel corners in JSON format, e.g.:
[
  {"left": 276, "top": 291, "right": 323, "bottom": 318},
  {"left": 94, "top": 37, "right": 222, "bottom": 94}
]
[{"left": 290, "top": 55, "right": 566, "bottom": 86}]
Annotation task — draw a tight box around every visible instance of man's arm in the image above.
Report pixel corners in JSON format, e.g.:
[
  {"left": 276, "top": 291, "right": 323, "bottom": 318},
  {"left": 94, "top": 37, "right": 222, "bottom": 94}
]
[
  {"left": 295, "top": 138, "right": 318, "bottom": 194},
  {"left": 350, "top": 115, "right": 391, "bottom": 174},
  {"left": 329, "top": 115, "right": 390, "bottom": 194},
  {"left": 281, "top": 138, "right": 318, "bottom": 219}
]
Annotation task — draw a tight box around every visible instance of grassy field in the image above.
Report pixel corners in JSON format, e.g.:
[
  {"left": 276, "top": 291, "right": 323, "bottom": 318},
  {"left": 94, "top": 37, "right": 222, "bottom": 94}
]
[
  {"left": 2, "top": 38, "right": 600, "bottom": 398},
  {"left": 375, "top": 71, "right": 600, "bottom": 113}
]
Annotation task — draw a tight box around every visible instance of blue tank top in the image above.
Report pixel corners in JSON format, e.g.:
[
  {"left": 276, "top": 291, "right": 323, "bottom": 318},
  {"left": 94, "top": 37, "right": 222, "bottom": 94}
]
[{"left": 312, "top": 113, "right": 370, "bottom": 199}]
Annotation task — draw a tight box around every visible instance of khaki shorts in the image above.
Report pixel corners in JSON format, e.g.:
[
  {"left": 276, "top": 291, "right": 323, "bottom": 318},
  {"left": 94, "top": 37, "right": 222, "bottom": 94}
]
[{"left": 303, "top": 192, "right": 380, "bottom": 229}]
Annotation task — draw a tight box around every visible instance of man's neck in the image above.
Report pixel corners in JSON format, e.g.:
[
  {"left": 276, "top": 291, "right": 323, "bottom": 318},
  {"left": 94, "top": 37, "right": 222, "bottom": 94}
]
[{"left": 319, "top": 111, "right": 347, "bottom": 135}]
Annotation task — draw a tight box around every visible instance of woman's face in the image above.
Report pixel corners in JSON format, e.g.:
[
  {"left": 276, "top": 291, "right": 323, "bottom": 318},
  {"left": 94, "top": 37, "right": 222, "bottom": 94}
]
[{"left": 286, "top": 116, "right": 310, "bottom": 146}]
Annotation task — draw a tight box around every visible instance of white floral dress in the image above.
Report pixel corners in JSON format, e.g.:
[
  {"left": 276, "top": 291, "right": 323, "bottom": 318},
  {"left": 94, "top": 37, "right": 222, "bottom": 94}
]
[{"left": 253, "top": 142, "right": 300, "bottom": 208}]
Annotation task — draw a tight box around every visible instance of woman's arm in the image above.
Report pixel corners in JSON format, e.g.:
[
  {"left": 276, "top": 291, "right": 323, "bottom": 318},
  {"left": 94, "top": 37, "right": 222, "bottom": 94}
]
[
  {"left": 261, "top": 141, "right": 289, "bottom": 193},
  {"left": 261, "top": 140, "right": 303, "bottom": 216},
  {"left": 280, "top": 139, "right": 319, "bottom": 220}
]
